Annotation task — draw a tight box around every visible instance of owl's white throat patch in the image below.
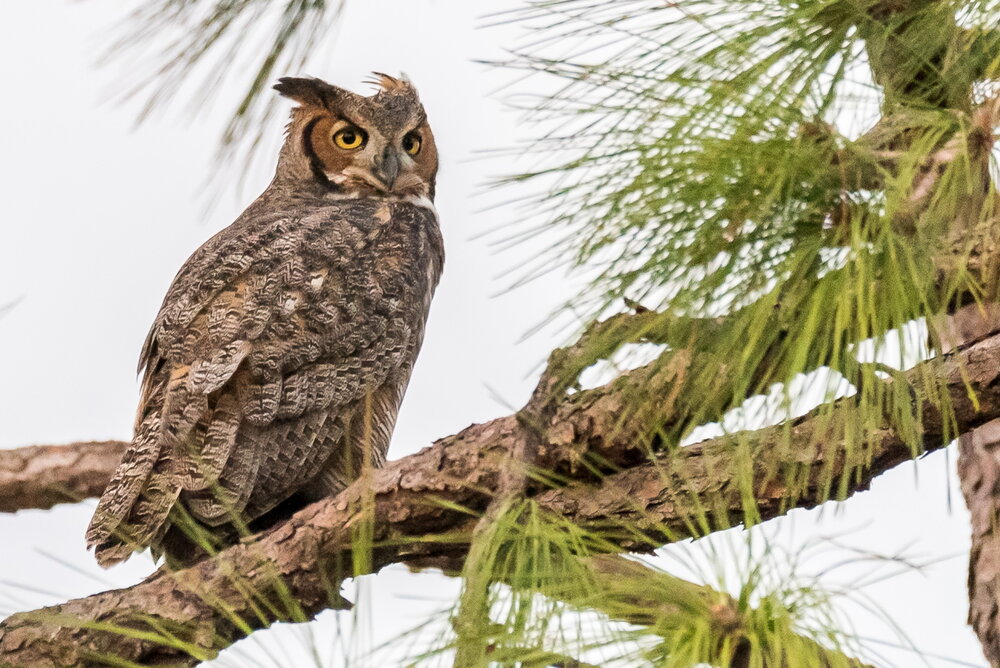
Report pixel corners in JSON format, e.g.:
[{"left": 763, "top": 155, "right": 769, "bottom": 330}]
[{"left": 401, "top": 194, "right": 437, "bottom": 215}]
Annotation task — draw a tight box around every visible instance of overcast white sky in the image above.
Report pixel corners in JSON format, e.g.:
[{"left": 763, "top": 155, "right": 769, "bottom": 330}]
[{"left": 0, "top": 1, "right": 988, "bottom": 666}]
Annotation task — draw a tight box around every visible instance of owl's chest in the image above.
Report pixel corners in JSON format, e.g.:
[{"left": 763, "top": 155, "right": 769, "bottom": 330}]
[
  {"left": 304, "top": 201, "right": 442, "bottom": 317},
  {"left": 352, "top": 202, "right": 441, "bottom": 290}
]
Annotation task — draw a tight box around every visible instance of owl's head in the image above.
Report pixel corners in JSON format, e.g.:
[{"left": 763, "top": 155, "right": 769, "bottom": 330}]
[{"left": 274, "top": 74, "right": 438, "bottom": 200}]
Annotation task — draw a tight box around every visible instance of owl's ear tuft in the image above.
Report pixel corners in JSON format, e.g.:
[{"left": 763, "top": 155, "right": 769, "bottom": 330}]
[
  {"left": 365, "top": 72, "right": 414, "bottom": 95},
  {"left": 274, "top": 77, "right": 341, "bottom": 108}
]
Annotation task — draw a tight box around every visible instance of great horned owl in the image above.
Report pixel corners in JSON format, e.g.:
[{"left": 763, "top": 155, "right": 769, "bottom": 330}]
[{"left": 86, "top": 74, "right": 444, "bottom": 567}]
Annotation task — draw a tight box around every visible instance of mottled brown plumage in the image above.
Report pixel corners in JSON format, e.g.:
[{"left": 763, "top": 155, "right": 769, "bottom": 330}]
[{"left": 86, "top": 74, "right": 444, "bottom": 567}]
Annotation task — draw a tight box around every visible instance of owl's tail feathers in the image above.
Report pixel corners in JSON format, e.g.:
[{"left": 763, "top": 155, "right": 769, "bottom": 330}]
[
  {"left": 89, "top": 479, "right": 181, "bottom": 568},
  {"left": 85, "top": 416, "right": 180, "bottom": 568}
]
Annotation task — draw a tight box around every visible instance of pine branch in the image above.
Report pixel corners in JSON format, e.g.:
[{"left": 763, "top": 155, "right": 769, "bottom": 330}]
[
  {"left": 570, "top": 555, "right": 871, "bottom": 668},
  {"left": 4, "top": 328, "right": 1000, "bottom": 665},
  {"left": 433, "top": 549, "right": 873, "bottom": 668}
]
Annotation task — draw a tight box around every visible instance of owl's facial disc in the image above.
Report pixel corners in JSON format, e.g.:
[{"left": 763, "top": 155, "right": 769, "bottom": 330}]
[
  {"left": 308, "top": 115, "right": 435, "bottom": 198},
  {"left": 277, "top": 75, "right": 438, "bottom": 199}
]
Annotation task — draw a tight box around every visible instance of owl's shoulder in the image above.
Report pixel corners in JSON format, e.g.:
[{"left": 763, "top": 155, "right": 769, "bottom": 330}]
[{"left": 142, "top": 195, "right": 440, "bottom": 367}]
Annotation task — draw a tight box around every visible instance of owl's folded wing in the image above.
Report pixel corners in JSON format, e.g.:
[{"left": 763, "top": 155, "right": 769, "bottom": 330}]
[{"left": 86, "top": 206, "right": 414, "bottom": 566}]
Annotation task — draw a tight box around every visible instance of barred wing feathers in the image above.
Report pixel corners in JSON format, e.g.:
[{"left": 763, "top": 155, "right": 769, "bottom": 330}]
[{"left": 86, "top": 199, "right": 443, "bottom": 566}]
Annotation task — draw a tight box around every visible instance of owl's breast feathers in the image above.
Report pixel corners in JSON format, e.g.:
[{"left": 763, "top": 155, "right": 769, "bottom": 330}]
[{"left": 87, "top": 197, "right": 443, "bottom": 566}]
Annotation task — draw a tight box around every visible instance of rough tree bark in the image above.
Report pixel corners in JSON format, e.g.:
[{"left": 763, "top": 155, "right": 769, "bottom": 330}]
[
  {"left": 960, "top": 418, "right": 1000, "bottom": 666},
  {"left": 0, "top": 442, "right": 124, "bottom": 513},
  {"left": 3, "top": 328, "right": 1000, "bottom": 666}
]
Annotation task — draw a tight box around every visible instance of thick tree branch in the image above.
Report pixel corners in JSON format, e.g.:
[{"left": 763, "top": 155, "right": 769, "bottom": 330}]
[
  {"left": 0, "top": 441, "right": 123, "bottom": 513},
  {"left": 532, "top": 343, "right": 998, "bottom": 550},
  {"left": 4, "top": 330, "right": 1000, "bottom": 666},
  {"left": 959, "top": 418, "right": 1000, "bottom": 666}
]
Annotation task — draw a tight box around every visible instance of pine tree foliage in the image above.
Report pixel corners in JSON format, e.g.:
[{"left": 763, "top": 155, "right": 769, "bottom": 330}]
[
  {"left": 438, "top": 0, "right": 998, "bottom": 662},
  {"left": 496, "top": 0, "right": 1000, "bottom": 493},
  {"left": 430, "top": 500, "right": 874, "bottom": 667},
  {"left": 107, "top": 0, "right": 343, "bottom": 157}
]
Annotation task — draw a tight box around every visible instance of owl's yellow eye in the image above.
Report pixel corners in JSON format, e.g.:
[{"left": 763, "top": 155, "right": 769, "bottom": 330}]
[
  {"left": 402, "top": 132, "right": 422, "bottom": 156},
  {"left": 333, "top": 126, "right": 366, "bottom": 150}
]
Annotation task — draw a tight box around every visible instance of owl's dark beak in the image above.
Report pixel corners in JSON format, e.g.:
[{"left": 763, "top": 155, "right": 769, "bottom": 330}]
[{"left": 375, "top": 146, "right": 401, "bottom": 191}]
